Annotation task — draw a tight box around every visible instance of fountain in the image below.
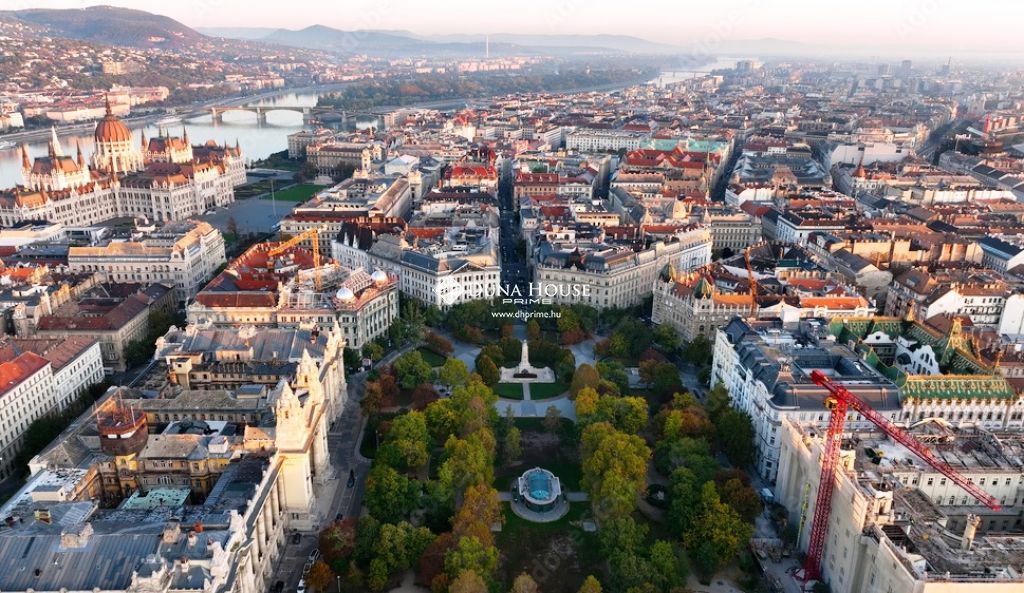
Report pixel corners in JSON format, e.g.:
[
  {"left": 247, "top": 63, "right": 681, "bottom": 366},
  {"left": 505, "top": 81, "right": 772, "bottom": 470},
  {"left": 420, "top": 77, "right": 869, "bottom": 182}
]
[{"left": 500, "top": 339, "right": 555, "bottom": 383}]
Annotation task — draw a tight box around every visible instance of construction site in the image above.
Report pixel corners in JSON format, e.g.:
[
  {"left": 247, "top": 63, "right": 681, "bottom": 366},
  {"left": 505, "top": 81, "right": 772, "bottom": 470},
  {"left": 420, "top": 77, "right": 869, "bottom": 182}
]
[{"left": 776, "top": 416, "right": 1024, "bottom": 592}]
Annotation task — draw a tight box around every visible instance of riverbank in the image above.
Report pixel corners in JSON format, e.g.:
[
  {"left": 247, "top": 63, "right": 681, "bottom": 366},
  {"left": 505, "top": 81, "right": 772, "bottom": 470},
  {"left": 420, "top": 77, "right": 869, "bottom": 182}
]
[{"left": 0, "top": 81, "right": 356, "bottom": 143}]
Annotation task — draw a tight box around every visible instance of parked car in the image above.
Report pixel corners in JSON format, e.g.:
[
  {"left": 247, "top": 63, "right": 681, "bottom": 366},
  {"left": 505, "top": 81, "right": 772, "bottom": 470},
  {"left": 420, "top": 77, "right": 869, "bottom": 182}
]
[
  {"left": 297, "top": 579, "right": 306, "bottom": 593},
  {"left": 308, "top": 549, "right": 320, "bottom": 563},
  {"left": 272, "top": 581, "right": 284, "bottom": 593},
  {"left": 290, "top": 532, "right": 301, "bottom": 544}
]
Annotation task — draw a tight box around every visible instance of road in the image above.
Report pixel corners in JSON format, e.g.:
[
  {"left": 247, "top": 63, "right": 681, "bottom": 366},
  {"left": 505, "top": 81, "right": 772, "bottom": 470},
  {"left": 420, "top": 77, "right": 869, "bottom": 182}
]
[{"left": 275, "top": 375, "right": 371, "bottom": 593}]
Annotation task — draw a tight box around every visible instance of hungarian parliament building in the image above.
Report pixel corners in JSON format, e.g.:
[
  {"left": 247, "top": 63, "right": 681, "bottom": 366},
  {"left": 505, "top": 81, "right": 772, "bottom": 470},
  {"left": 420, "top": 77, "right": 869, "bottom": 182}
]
[{"left": 0, "top": 99, "right": 245, "bottom": 227}]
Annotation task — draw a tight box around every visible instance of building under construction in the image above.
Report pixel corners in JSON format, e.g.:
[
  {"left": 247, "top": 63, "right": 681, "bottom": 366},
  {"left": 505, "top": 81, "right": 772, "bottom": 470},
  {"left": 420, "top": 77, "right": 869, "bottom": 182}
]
[{"left": 776, "top": 418, "right": 1024, "bottom": 592}]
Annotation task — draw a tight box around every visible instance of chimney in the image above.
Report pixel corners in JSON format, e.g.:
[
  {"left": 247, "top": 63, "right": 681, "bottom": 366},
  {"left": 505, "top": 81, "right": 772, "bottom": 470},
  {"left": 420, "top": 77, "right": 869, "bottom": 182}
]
[{"left": 960, "top": 514, "right": 981, "bottom": 551}]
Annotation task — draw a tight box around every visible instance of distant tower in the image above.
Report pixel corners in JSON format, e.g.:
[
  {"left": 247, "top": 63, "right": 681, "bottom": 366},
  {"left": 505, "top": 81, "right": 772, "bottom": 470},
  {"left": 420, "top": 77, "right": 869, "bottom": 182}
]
[{"left": 485, "top": 35, "right": 490, "bottom": 59}]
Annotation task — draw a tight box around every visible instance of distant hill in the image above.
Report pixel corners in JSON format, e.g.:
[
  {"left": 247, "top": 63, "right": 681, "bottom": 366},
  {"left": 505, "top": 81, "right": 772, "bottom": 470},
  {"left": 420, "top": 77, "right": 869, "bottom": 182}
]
[
  {"left": 3, "top": 5, "right": 204, "bottom": 48},
  {"left": 261, "top": 25, "right": 431, "bottom": 54},
  {"left": 195, "top": 26, "right": 278, "bottom": 40},
  {"left": 426, "top": 33, "right": 684, "bottom": 54}
]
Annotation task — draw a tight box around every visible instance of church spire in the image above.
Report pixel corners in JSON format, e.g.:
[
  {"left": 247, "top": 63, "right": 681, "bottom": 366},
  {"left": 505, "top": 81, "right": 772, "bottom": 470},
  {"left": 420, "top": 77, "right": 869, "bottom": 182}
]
[
  {"left": 76, "top": 140, "right": 85, "bottom": 167},
  {"left": 104, "top": 94, "right": 112, "bottom": 116},
  {"left": 20, "top": 144, "right": 30, "bottom": 170},
  {"left": 48, "top": 126, "right": 63, "bottom": 158}
]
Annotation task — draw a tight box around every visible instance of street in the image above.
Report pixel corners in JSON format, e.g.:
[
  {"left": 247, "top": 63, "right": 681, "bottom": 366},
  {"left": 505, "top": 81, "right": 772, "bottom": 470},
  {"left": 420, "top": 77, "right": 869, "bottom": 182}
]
[{"left": 274, "top": 378, "right": 371, "bottom": 592}]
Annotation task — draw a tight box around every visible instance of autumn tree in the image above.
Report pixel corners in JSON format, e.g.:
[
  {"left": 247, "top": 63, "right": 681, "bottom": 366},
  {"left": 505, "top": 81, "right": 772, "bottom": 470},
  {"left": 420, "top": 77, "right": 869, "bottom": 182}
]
[
  {"left": 476, "top": 355, "right": 500, "bottom": 386},
  {"left": 452, "top": 484, "right": 503, "bottom": 547},
  {"left": 445, "top": 536, "right": 499, "bottom": 585},
  {"left": 581, "top": 422, "right": 651, "bottom": 520},
  {"left": 416, "top": 532, "right": 455, "bottom": 587},
  {"left": 361, "top": 381, "right": 384, "bottom": 416},
  {"left": 684, "top": 482, "right": 753, "bottom": 576},
  {"left": 449, "top": 570, "right": 488, "bottom": 593},
  {"left": 526, "top": 319, "right": 541, "bottom": 340},
  {"left": 570, "top": 363, "right": 601, "bottom": 397},
  {"left": 439, "top": 358, "right": 470, "bottom": 388},
  {"left": 577, "top": 575, "right": 603, "bottom": 593},
  {"left": 510, "top": 573, "right": 540, "bottom": 593},
  {"left": 306, "top": 560, "right": 335, "bottom": 592}
]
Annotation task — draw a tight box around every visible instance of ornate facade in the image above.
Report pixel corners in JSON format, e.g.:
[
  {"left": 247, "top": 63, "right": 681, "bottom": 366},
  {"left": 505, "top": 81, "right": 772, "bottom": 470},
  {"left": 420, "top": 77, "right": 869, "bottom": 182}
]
[{"left": 0, "top": 100, "right": 244, "bottom": 227}]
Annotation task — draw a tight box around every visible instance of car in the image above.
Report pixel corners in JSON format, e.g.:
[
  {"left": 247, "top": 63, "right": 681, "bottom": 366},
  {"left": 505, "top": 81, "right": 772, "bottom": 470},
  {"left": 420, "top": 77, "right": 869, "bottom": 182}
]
[
  {"left": 335, "top": 513, "right": 343, "bottom": 522},
  {"left": 272, "top": 581, "right": 284, "bottom": 593},
  {"left": 297, "top": 579, "right": 306, "bottom": 593},
  {"left": 347, "top": 469, "right": 356, "bottom": 488},
  {"left": 291, "top": 532, "right": 301, "bottom": 544},
  {"left": 302, "top": 561, "right": 312, "bottom": 575},
  {"left": 308, "top": 549, "right": 320, "bottom": 563}
]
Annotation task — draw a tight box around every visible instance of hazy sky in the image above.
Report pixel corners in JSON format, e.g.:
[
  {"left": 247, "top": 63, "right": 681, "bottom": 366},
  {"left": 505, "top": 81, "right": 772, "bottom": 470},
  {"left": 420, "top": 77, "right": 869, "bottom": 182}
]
[{"left": 16, "top": 0, "right": 1024, "bottom": 56}]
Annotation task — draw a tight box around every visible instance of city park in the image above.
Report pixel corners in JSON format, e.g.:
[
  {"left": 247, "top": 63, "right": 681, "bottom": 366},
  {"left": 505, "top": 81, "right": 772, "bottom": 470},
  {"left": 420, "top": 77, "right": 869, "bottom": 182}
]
[{"left": 312, "top": 297, "right": 774, "bottom": 593}]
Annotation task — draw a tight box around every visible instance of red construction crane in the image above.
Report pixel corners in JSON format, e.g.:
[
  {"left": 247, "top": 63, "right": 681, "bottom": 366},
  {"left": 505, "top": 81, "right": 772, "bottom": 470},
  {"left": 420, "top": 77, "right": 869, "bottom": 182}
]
[{"left": 802, "top": 369, "right": 1001, "bottom": 583}]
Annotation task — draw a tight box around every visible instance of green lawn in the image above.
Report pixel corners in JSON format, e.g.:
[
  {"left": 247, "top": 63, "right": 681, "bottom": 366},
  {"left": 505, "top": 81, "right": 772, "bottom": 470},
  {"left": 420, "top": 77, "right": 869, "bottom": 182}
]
[
  {"left": 495, "top": 383, "right": 525, "bottom": 399},
  {"left": 260, "top": 183, "right": 324, "bottom": 202},
  {"left": 416, "top": 347, "right": 447, "bottom": 367},
  {"left": 496, "top": 504, "right": 601, "bottom": 592},
  {"left": 529, "top": 381, "right": 569, "bottom": 399}
]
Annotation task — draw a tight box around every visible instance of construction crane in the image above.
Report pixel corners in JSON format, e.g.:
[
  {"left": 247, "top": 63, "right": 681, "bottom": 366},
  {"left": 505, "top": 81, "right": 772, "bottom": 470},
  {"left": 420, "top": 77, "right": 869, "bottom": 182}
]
[
  {"left": 266, "top": 227, "right": 322, "bottom": 290},
  {"left": 802, "top": 369, "right": 1001, "bottom": 583}
]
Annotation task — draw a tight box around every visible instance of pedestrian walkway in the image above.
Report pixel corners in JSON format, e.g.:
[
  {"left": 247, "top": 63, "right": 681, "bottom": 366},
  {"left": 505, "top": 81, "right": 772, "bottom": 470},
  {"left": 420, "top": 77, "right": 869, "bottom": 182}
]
[{"left": 496, "top": 394, "right": 576, "bottom": 421}]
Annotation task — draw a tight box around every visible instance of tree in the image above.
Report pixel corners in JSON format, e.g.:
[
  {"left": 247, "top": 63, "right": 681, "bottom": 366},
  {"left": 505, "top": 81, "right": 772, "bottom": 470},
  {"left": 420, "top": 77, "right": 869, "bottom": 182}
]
[
  {"left": 425, "top": 331, "right": 454, "bottom": 355},
  {"left": 379, "top": 411, "right": 430, "bottom": 470},
  {"left": 596, "top": 360, "right": 630, "bottom": 395},
  {"left": 543, "top": 405, "right": 562, "bottom": 433},
  {"left": 306, "top": 560, "right": 335, "bottom": 592},
  {"left": 226, "top": 215, "right": 240, "bottom": 240},
  {"left": 417, "top": 532, "right": 455, "bottom": 587},
  {"left": 526, "top": 319, "right": 541, "bottom": 340},
  {"left": 652, "top": 324, "right": 680, "bottom": 353},
  {"left": 574, "top": 387, "right": 600, "bottom": 423},
  {"left": 705, "top": 383, "right": 731, "bottom": 421},
  {"left": 510, "top": 573, "right": 540, "bottom": 593},
  {"left": 453, "top": 484, "right": 503, "bottom": 546},
  {"left": 319, "top": 518, "right": 357, "bottom": 565},
  {"left": 503, "top": 425, "right": 522, "bottom": 466},
  {"left": 581, "top": 422, "right": 651, "bottom": 520},
  {"left": 412, "top": 384, "right": 440, "bottom": 410},
  {"left": 595, "top": 395, "right": 648, "bottom": 434},
  {"left": 577, "top": 575, "right": 603, "bottom": 593},
  {"left": 361, "top": 382, "right": 384, "bottom": 417},
  {"left": 393, "top": 351, "right": 434, "bottom": 389},
  {"left": 439, "top": 358, "right": 470, "bottom": 389},
  {"left": 685, "top": 482, "right": 753, "bottom": 575},
  {"left": 476, "top": 355, "right": 500, "bottom": 386},
  {"left": 445, "top": 536, "right": 498, "bottom": 584},
  {"left": 570, "top": 363, "right": 601, "bottom": 397},
  {"left": 365, "top": 465, "right": 420, "bottom": 523},
  {"left": 718, "top": 476, "right": 763, "bottom": 522},
  {"left": 362, "top": 341, "right": 385, "bottom": 362},
  {"left": 716, "top": 408, "right": 756, "bottom": 468},
  {"left": 681, "top": 334, "right": 713, "bottom": 367},
  {"left": 648, "top": 540, "right": 688, "bottom": 591},
  {"left": 425, "top": 399, "right": 460, "bottom": 442},
  {"left": 439, "top": 433, "right": 495, "bottom": 499},
  {"left": 449, "top": 570, "right": 488, "bottom": 593}
]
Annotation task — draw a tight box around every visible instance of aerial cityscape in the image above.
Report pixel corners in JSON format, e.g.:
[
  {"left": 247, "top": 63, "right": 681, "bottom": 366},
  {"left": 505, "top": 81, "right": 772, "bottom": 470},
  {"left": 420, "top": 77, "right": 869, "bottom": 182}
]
[{"left": 0, "top": 2, "right": 1023, "bottom": 593}]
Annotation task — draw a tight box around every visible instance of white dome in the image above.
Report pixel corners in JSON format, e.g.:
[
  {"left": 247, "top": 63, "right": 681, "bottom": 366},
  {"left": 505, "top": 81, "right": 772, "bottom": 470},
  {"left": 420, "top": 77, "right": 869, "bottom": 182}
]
[
  {"left": 335, "top": 287, "right": 355, "bottom": 302},
  {"left": 371, "top": 269, "right": 388, "bottom": 285}
]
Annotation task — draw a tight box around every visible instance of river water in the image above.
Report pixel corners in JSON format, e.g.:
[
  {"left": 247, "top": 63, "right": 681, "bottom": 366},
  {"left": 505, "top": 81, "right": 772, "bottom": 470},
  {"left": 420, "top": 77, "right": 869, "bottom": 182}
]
[{"left": 0, "top": 59, "right": 749, "bottom": 189}]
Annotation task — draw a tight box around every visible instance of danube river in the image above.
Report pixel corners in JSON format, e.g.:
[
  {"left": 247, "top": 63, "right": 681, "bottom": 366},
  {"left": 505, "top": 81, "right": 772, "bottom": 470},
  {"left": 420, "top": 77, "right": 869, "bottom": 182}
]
[{"left": 0, "top": 58, "right": 749, "bottom": 189}]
